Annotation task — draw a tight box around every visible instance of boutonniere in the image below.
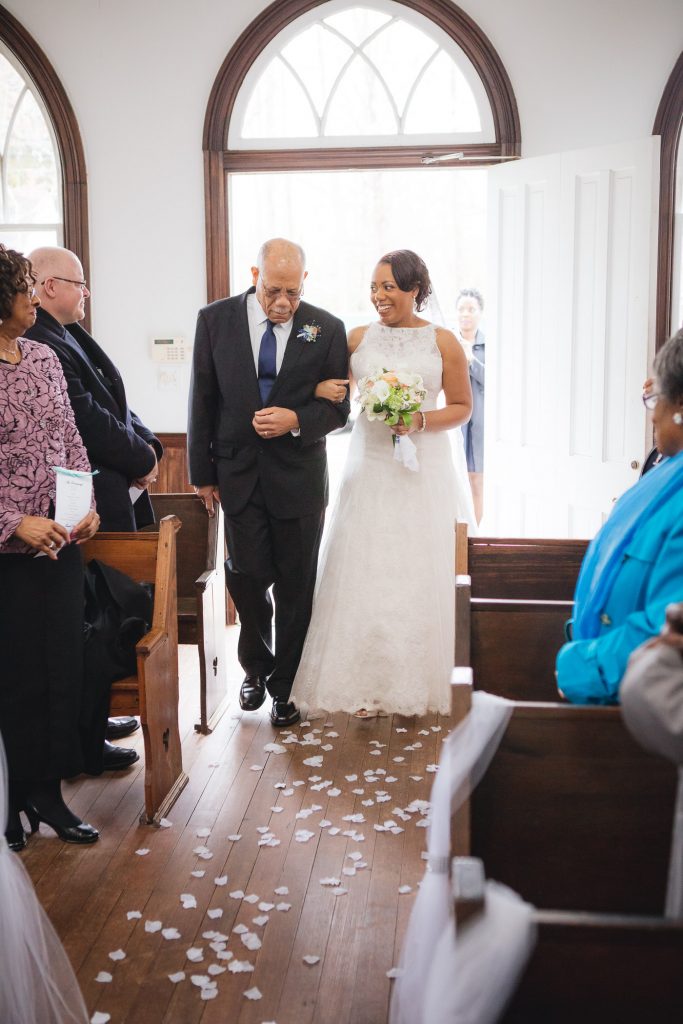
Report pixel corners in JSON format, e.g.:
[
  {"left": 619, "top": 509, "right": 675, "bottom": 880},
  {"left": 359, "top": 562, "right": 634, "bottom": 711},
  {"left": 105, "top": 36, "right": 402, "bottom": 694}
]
[{"left": 297, "top": 322, "right": 321, "bottom": 344}]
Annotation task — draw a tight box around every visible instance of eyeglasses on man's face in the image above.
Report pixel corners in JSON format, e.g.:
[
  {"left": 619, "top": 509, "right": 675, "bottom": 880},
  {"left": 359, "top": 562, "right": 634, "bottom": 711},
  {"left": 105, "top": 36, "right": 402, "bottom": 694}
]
[
  {"left": 259, "top": 279, "right": 304, "bottom": 301},
  {"left": 43, "top": 276, "right": 88, "bottom": 291},
  {"left": 642, "top": 391, "right": 660, "bottom": 410}
]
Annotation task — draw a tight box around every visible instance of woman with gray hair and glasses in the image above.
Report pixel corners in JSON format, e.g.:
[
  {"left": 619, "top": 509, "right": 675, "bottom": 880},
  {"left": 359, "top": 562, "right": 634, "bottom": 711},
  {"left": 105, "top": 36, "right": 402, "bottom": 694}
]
[{"left": 557, "top": 327, "right": 683, "bottom": 705}]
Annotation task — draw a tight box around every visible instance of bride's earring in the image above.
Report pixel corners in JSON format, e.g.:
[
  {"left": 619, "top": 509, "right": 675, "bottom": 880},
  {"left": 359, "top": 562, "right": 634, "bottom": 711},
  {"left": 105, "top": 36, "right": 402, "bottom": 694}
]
[{"left": 674, "top": 412, "right": 683, "bottom": 425}]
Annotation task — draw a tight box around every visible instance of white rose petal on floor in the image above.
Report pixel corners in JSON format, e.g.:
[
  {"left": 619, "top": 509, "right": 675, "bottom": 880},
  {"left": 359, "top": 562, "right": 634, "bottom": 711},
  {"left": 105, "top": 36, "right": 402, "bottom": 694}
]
[{"left": 228, "top": 960, "right": 254, "bottom": 974}]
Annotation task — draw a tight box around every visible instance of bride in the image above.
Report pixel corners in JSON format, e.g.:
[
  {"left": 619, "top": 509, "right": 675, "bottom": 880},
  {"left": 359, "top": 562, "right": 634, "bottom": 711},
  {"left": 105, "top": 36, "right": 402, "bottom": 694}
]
[{"left": 290, "top": 250, "right": 475, "bottom": 719}]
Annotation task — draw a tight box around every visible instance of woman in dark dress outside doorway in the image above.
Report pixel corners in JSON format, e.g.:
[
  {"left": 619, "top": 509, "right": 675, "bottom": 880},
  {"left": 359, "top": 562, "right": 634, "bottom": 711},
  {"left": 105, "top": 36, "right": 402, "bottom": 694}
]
[{"left": 457, "top": 288, "right": 485, "bottom": 524}]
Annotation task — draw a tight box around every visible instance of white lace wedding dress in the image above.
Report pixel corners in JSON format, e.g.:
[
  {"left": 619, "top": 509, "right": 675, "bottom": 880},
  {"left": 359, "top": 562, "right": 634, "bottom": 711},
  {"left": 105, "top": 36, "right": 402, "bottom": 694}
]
[{"left": 291, "top": 322, "right": 475, "bottom": 717}]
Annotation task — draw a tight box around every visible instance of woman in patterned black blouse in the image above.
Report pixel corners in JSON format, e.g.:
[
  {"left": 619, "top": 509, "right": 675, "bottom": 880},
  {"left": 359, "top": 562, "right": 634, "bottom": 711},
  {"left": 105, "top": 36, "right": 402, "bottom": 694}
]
[{"left": 0, "top": 245, "right": 100, "bottom": 850}]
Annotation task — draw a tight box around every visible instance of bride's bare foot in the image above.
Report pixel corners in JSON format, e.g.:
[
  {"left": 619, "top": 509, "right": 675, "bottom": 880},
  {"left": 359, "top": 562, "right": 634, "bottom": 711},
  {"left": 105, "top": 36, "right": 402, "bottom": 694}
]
[{"left": 353, "top": 708, "right": 388, "bottom": 719}]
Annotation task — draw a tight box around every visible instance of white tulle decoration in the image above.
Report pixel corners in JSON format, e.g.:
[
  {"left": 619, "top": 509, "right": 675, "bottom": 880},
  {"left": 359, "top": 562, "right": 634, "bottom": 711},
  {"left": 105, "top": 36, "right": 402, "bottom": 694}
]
[
  {"left": 0, "top": 738, "right": 88, "bottom": 1024},
  {"left": 390, "top": 691, "right": 513, "bottom": 1024},
  {"left": 423, "top": 881, "right": 537, "bottom": 1024}
]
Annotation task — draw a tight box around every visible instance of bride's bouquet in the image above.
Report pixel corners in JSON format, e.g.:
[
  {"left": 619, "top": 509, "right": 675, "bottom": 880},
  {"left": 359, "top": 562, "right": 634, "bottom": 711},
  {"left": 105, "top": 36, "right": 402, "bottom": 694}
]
[{"left": 356, "top": 369, "right": 427, "bottom": 471}]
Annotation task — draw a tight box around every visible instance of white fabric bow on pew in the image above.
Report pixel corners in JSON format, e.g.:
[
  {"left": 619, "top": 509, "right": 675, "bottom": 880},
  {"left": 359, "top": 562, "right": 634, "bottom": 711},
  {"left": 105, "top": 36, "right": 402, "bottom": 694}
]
[
  {"left": 423, "top": 880, "right": 537, "bottom": 1024},
  {"left": 391, "top": 689, "right": 531, "bottom": 1024}
]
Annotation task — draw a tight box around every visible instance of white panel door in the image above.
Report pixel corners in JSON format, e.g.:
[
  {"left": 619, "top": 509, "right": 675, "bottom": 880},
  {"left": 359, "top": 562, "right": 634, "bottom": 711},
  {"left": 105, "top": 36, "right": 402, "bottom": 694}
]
[{"left": 485, "top": 137, "right": 660, "bottom": 538}]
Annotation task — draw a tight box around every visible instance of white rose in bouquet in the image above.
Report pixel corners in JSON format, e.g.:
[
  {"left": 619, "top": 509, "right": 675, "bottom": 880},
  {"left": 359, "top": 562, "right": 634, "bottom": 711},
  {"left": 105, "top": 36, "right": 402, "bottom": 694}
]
[{"left": 370, "top": 379, "right": 391, "bottom": 403}]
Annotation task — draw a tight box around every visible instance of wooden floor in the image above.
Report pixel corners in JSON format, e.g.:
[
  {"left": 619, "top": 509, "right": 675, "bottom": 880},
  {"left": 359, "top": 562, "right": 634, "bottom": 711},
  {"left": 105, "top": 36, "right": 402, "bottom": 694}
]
[{"left": 22, "top": 631, "right": 448, "bottom": 1024}]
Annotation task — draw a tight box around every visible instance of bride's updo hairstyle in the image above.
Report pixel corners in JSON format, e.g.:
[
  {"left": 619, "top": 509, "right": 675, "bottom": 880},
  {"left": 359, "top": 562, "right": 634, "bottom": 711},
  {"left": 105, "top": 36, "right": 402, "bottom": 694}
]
[{"left": 378, "top": 249, "right": 432, "bottom": 312}]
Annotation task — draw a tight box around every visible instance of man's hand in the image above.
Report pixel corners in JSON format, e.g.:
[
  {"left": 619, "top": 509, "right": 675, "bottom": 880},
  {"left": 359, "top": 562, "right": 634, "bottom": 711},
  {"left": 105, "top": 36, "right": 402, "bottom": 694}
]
[
  {"left": 195, "top": 485, "right": 220, "bottom": 517},
  {"left": 14, "top": 515, "right": 70, "bottom": 559},
  {"left": 643, "top": 602, "right": 683, "bottom": 653},
  {"left": 253, "top": 407, "right": 299, "bottom": 438},
  {"left": 131, "top": 448, "right": 158, "bottom": 490}
]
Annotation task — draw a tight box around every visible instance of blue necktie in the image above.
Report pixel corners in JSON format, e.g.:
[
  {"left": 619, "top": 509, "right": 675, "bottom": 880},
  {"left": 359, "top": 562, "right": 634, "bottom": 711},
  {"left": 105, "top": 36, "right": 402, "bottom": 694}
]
[{"left": 257, "top": 319, "right": 277, "bottom": 405}]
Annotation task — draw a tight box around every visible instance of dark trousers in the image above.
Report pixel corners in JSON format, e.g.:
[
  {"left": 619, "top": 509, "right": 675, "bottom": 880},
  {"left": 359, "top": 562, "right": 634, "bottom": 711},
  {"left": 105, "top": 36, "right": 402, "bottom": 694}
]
[
  {"left": 222, "top": 481, "right": 324, "bottom": 700},
  {"left": 0, "top": 544, "right": 85, "bottom": 782}
]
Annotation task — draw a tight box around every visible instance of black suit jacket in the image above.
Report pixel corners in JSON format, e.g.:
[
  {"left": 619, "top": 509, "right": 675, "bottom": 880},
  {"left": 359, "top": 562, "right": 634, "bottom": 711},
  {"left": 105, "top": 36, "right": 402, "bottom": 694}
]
[
  {"left": 25, "top": 308, "right": 162, "bottom": 530},
  {"left": 188, "top": 288, "right": 350, "bottom": 517}
]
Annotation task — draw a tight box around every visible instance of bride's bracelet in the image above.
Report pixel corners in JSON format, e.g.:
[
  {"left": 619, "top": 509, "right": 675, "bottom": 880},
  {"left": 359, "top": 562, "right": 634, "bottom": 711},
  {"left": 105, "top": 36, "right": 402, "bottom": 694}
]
[{"left": 417, "top": 411, "right": 427, "bottom": 433}]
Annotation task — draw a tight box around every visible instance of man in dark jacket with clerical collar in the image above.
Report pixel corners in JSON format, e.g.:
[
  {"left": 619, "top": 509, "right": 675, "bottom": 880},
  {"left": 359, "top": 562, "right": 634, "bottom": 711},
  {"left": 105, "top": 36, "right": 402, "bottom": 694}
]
[{"left": 26, "top": 246, "right": 163, "bottom": 766}]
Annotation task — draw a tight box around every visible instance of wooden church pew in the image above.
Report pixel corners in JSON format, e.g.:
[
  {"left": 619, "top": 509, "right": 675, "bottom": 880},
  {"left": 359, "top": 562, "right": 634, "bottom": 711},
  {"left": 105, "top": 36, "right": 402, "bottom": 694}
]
[
  {"left": 503, "top": 909, "right": 683, "bottom": 1023},
  {"left": 457, "top": 532, "right": 589, "bottom": 600},
  {"left": 451, "top": 682, "right": 677, "bottom": 914},
  {"left": 149, "top": 492, "right": 228, "bottom": 733},
  {"left": 455, "top": 591, "right": 572, "bottom": 700},
  {"left": 82, "top": 516, "right": 188, "bottom": 823},
  {"left": 451, "top": 860, "right": 683, "bottom": 1024},
  {"left": 454, "top": 531, "right": 589, "bottom": 700}
]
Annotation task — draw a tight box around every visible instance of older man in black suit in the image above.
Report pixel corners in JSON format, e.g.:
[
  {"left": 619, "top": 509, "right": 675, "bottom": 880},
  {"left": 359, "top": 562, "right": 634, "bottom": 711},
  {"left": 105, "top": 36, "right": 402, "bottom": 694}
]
[
  {"left": 27, "top": 247, "right": 162, "bottom": 532},
  {"left": 27, "top": 245, "right": 163, "bottom": 766},
  {"left": 188, "top": 238, "right": 349, "bottom": 727}
]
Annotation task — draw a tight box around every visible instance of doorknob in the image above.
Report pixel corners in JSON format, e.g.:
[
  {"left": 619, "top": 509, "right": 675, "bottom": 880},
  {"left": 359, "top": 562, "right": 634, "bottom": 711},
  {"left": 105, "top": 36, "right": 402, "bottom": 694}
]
[{"left": 630, "top": 460, "right": 640, "bottom": 470}]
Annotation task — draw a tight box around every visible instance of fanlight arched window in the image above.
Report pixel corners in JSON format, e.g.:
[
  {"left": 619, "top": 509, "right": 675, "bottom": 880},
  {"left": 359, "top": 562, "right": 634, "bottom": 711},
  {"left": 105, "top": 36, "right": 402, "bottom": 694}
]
[
  {"left": 229, "top": 2, "right": 494, "bottom": 148},
  {"left": 0, "top": 3, "right": 89, "bottom": 317},
  {"left": 204, "top": 0, "right": 519, "bottom": 300},
  {"left": 0, "top": 43, "right": 62, "bottom": 252}
]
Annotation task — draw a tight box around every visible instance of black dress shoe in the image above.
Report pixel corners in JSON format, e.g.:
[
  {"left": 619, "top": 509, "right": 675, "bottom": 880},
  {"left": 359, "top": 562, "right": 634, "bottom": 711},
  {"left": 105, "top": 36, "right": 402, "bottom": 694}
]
[
  {"left": 106, "top": 715, "right": 140, "bottom": 740},
  {"left": 270, "top": 697, "right": 301, "bottom": 728},
  {"left": 102, "top": 740, "right": 140, "bottom": 771},
  {"left": 239, "top": 675, "right": 267, "bottom": 711},
  {"left": 24, "top": 803, "right": 99, "bottom": 845}
]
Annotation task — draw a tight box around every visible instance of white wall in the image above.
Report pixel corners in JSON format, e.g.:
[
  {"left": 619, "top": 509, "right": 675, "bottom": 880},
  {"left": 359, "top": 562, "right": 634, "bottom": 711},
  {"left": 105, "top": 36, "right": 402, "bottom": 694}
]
[{"left": 4, "top": 0, "right": 682, "bottom": 430}]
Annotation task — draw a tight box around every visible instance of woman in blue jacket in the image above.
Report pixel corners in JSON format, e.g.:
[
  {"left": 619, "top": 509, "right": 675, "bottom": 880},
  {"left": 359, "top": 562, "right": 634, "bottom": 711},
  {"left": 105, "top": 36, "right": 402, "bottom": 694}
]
[{"left": 557, "top": 327, "right": 683, "bottom": 704}]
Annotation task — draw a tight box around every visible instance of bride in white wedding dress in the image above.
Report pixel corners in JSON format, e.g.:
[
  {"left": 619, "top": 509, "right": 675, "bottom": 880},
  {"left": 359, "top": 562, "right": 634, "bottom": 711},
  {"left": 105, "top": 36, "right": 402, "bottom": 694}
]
[{"left": 290, "top": 250, "right": 475, "bottom": 718}]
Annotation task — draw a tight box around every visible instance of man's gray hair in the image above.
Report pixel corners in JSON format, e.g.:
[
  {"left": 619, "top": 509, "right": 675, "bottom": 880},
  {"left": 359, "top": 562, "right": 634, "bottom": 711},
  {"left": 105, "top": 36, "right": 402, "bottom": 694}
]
[
  {"left": 256, "top": 238, "right": 306, "bottom": 271},
  {"left": 654, "top": 327, "right": 683, "bottom": 402}
]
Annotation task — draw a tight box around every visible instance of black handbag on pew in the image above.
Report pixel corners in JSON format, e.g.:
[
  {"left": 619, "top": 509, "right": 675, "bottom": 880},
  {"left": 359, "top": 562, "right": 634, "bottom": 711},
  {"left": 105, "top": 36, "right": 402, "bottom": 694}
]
[{"left": 80, "top": 558, "right": 153, "bottom": 774}]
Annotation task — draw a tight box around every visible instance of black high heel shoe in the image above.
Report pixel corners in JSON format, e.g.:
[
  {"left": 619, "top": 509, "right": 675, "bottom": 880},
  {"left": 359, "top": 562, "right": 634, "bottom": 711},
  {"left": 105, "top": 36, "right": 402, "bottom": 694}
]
[
  {"left": 4, "top": 806, "right": 28, "bottom": 852},
  {"left": 24, "top": 802, "right": 99, "bottom": 844},
  {"left": 23, "top": 780, "right": 100, "bottom": 845}
]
